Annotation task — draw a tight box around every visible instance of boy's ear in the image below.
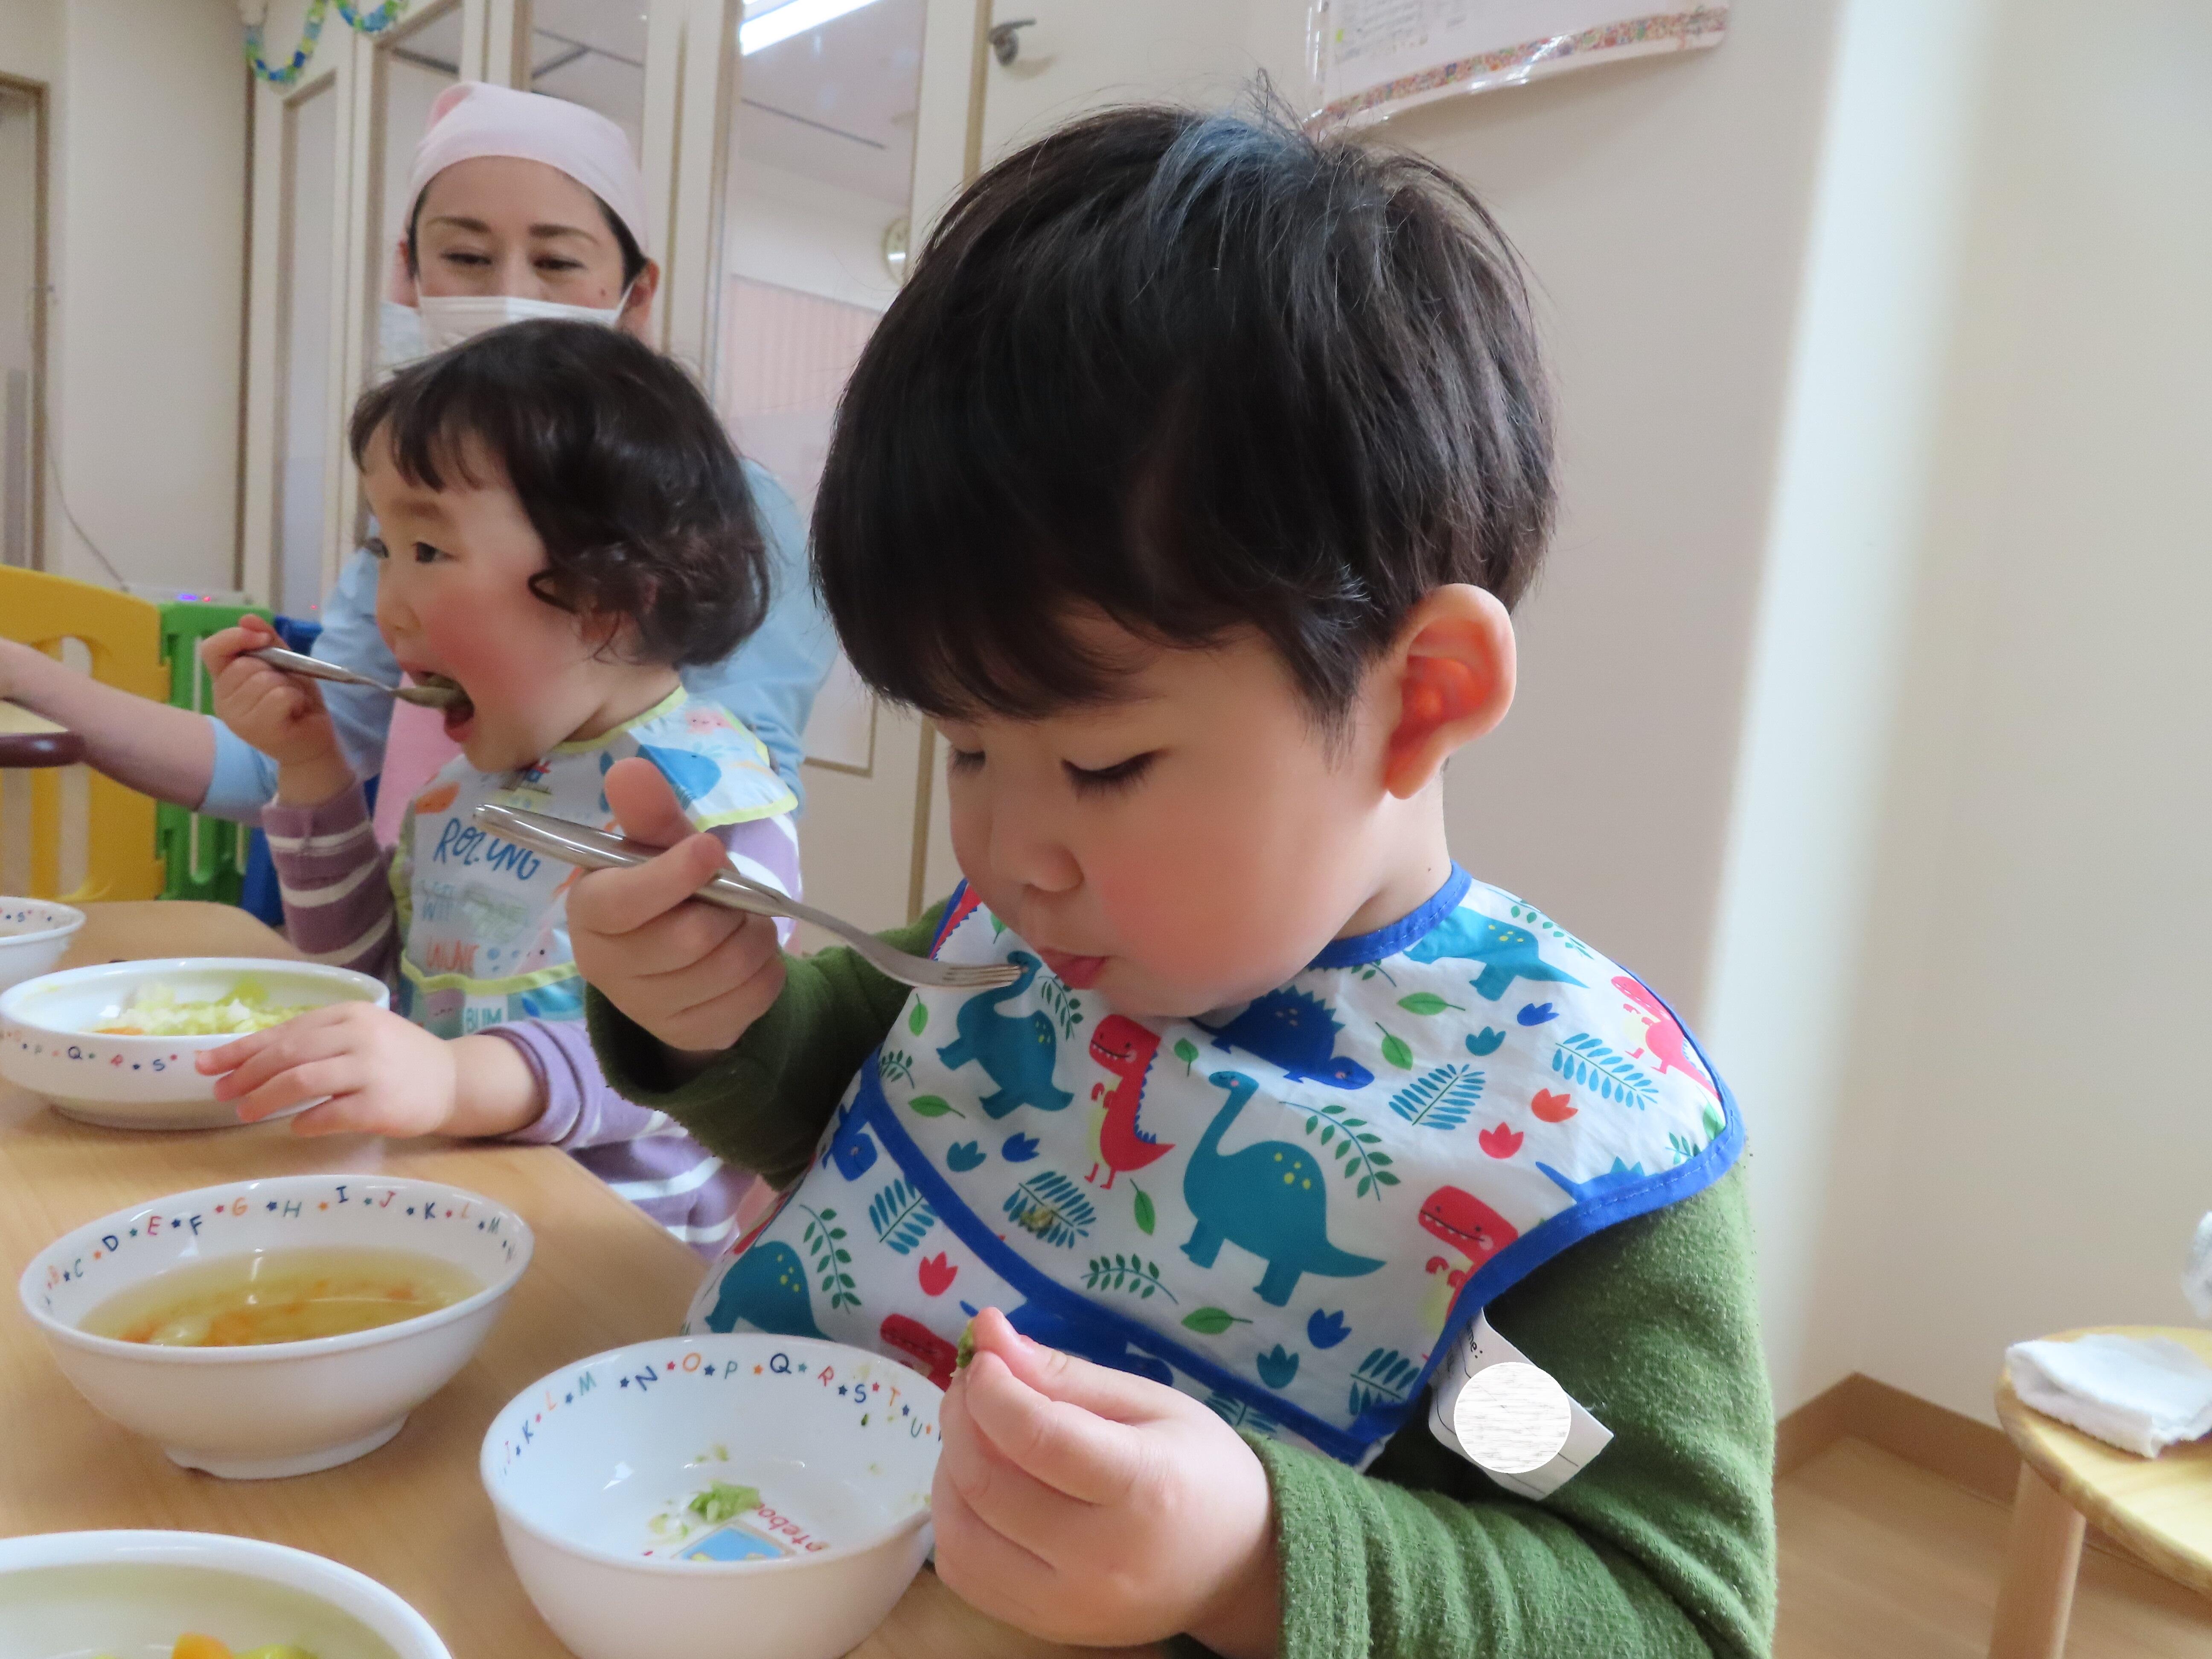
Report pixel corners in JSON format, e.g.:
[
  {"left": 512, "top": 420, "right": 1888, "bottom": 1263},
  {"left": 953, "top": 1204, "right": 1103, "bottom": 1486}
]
[{"left": 1379, "top": 584, "right": 1516, "bottom": 799}]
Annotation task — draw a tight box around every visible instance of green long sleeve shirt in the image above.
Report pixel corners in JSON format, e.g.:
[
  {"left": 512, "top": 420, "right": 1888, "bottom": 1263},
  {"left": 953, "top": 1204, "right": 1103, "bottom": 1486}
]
[{"left": 586, "top": 903, "right": 1777, "bottom": 1659}]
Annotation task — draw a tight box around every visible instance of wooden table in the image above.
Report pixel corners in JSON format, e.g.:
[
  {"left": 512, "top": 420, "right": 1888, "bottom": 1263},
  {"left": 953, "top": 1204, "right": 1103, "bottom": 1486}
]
[
  {"left": 2, "top": 902, "right": 1153, "bottom": 1659},
  {"left": 1988, "top": 1325, "right": 2212, "bottom": 1658},
  {"left": 0, "top": 698, "right": 83, "bottom": 768}
]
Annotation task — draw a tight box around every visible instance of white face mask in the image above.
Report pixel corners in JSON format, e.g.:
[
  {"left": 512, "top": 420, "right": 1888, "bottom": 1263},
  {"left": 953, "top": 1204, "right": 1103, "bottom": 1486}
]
[
  {"left": 378, "top": 298, "right": 425, "bottom": 370},
  {"left": 412, "top": 284, "right": 634, "bottom": 355}
]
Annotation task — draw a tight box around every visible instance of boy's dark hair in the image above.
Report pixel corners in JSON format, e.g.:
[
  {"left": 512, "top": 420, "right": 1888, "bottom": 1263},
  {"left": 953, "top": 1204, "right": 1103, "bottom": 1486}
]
[
  {"left": 350, "top": 319, "right": 766, "bottom": 667},
  {"left": 813, "top": 101, "right": 1554, "bottom": 728},
  {"left": 406, "top": 191, "right": 649, "bottom": 288}
]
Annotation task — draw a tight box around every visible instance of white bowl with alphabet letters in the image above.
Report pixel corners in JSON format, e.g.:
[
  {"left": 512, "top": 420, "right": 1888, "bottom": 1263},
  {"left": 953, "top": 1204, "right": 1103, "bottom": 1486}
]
[
  {"left": 0, "top": 955, "right": 389, "bottom": 1128},
  {"left": 482, "top": 1335, "right": 943, "bottom": 1659},
  {"left": 20, "top": 1174, "right": 531, "bottom": 1479}
]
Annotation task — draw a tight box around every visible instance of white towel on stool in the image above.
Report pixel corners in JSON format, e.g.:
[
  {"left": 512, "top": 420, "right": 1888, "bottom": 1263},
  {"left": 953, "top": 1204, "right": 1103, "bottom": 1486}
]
[
  {"left": 2184, "top": 1212, "right": 2212, "bottom": 1319},
  {"left": 2005, "top": 1333, "right": 2212, "bottom": 1458}
]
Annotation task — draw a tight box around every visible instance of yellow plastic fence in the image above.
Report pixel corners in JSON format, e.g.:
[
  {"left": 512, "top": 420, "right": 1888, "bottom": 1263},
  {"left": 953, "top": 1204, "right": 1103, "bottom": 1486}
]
[{"left": 0, "top": 568, "right": 167, "bottom": 901}]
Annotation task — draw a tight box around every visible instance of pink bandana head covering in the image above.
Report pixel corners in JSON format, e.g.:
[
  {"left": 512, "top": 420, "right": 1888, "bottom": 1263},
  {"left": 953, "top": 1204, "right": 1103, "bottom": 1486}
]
[{"left": 405, "top": 81, "right": 649, "bottom": 256}]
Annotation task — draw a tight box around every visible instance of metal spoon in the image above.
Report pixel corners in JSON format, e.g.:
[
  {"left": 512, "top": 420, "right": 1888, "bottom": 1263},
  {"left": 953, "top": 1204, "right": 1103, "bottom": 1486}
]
[
  {"left": 246, "top": 645, "right": 465, "bottom": 709},
  {"left": 473, "top": 803, "right": 1021, "bottom": 992}
]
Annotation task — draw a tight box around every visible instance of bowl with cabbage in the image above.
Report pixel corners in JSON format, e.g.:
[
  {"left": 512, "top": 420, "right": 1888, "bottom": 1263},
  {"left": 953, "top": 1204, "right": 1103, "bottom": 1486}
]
[
  {"left": 0, "top": 957, "right": 388, "bottom": 1129},
  {"left": 0, "top": 1530, "right": 448, "bottom": 1659},
  {"left": 0, "top": 897, "right": 84, "bottom": 994}
]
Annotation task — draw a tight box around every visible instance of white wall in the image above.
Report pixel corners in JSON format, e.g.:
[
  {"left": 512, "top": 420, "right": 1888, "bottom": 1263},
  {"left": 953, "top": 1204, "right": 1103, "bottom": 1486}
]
[
  {"left": 1703, "top": 0, "right": 2002, "bottom": 1413},
  {"left": 1828, "top": 0, "right": 2212, "bottom": 1423},
  {"left": 0, "top": 0, "right": 245, "bottom": 593},
  {"left": 1376, "top": 6, "right": 1841, "bottom": 1014}
]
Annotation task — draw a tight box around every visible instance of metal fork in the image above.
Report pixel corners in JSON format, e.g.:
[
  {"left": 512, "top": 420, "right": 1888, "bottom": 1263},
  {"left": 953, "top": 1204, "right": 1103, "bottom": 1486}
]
[
  {"left": 247, "top": 645, "right": 466, "bottom": 709},
  {"left": 473, "top": 803, "right": 1020, "bottom": 992}
]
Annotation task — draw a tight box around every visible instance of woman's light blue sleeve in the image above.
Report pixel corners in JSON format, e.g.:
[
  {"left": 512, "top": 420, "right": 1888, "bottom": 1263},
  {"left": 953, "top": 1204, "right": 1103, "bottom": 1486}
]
[
  {"left": 195, "top": 547, "right": 396, "bottom": 823},
  {"left": 199, "top": 722, "right": 282, "bottom": 823},
  {"left": 680, "top": 462, "right": 835, "bottom": 813}
]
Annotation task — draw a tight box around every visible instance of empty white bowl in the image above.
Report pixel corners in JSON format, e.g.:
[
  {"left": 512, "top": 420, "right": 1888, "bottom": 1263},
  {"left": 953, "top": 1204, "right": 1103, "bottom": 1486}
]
[
  {"left": 21, "top": 1174, "right": 532, "bottom": 1479},
  {"left": 0, "top": 1529, "right": 450, "bottom": 1659},
  {"left": 482, "top": 1334, "right": 943, "bottom": 1659},
  {"left": 0, "top": 897, "right": 83, "bottom": 994},
  {"left": 0, "top": 955, "right": 388, "bottom": 1128}
]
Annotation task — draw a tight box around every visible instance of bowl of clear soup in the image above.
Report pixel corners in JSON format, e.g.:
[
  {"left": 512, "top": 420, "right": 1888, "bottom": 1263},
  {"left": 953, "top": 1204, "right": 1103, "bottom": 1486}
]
[{"left": 19, "top": 1174, "right": 532, "bottom": 1479}]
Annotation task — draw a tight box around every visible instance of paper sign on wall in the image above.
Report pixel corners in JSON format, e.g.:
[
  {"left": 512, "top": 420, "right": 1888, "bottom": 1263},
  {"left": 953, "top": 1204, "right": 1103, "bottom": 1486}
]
[{"left": 1311, "top": 0, "right": 1727, "bottom": 128}]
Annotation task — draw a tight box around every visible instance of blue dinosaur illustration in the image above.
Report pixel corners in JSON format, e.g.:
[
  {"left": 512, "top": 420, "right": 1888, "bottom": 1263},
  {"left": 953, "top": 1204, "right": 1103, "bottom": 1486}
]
[
  {"left": 1182, "top": 1071, "right": 1385, "bottom": 1307},
  {"left": 700, "top": 1242, "right": 825, "bottom": 1338},
  {"left": 1194, "top": 989, "right": 1373, "bottom": 1089},
  {"left": 1537, "top": 1158, "right": 1648, "bottom": 1208},
  {"left": 1404, "top": 909, "right": 1588, "bottom": 1003},
  {"left": 935, "top": 952, "right": 1074, "bottom": 1119}
]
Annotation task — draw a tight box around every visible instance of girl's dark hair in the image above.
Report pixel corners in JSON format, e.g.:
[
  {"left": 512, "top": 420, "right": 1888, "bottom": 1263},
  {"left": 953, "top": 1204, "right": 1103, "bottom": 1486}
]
[
  {"left": 814, "top": 101, "right": 1554, "bottom": 728},
  {"left": 350, "top": 320, "right": 766, "bottom": 667},
  {"left": 406, "top": 190, "right": 649, "bottom": 288}
]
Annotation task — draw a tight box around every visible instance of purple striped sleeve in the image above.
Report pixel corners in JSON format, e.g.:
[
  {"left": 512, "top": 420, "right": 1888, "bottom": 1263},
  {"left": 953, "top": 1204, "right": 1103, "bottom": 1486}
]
[
  {"left": 716, "top": 811, "right": 802, "bottom": 946},
  {"left": 483, "top": 1019, "right": 757, "bottom": 1256},
  {"left": 261, "top": 782, "right": 400, "bottom": 984},
  {"left": 475, "top": 812, "right": 794, "bottom": 1257}
]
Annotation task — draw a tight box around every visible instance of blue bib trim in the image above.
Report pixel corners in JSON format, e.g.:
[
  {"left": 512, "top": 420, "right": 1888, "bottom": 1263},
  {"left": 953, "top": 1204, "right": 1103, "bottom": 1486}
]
[
  {"left": 1307, "top": 865, "right": 1474, "bottom": 969},
  {"left": 1412, "top": 974, "right": 1743, "bottom": 1414}
]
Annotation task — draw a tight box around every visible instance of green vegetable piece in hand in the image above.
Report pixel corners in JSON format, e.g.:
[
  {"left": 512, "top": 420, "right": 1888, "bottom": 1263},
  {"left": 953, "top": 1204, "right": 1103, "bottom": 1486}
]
[{"left": 956, "top": 1318, "right": 978, "bottom": 1370}]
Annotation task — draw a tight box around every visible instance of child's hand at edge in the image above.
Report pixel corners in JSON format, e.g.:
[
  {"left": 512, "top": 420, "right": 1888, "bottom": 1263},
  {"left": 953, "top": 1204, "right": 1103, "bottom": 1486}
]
[
  {"left": 197, "top": 1004, "right": 543, "bottom": 1139},
  {"left": 933, "top": 1308, "right": 1281, "bottom": 1657},
  {"left": 199, "top": 618, "right": 351, "bottom": 805},
  {"left": 568, "top": 756, "right": 784, "bottom": 1061}
]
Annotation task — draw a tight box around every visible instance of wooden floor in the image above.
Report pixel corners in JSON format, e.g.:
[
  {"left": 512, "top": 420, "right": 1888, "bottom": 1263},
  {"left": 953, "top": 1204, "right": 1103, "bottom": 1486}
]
[{"left": 1778, "top": 1438, "right": 2212, "bottom": 1658}]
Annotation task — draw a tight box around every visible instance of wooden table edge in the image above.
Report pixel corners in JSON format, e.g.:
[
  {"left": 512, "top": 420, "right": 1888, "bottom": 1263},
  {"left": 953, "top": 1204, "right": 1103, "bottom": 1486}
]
[
  {"left": 1993, "top": 1324, "right": 2212, "bottom": 1600},
  {"left": 0, "top": 731, "right": 87, "bottom": 768}
]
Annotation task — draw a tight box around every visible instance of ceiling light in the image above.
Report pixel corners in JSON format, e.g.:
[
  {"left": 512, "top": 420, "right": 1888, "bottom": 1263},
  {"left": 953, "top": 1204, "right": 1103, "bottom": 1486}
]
[{"left": 739, "top": 0, "right": 884, "bottom": 54}]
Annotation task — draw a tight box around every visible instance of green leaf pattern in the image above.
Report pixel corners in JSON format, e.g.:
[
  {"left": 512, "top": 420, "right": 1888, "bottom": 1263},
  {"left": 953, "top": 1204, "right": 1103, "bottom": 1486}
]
[
  {"left": 1182, "top": 1306, "right": 1253, "bottom": 1336},
  {"left": 1083, "top": 1253, "right": 1179, "bottom": 1302},
  {"left": 1300, "top": 1100, "right": 1397, "bottom": 1199},
  {"left": 798, "top": 1204, "right": 861, "bottom": 1311}
]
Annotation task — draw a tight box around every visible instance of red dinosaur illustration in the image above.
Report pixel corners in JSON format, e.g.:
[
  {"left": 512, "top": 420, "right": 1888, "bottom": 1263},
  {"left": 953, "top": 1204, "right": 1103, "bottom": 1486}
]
[
  {"left": 1085, "top": 1014, "right": 1175, "bottom": 1189},
  {"left": 1418, "top": 1185, "right": 1520, "bottom": 1313},
  {"left": 1612, "top": 975, "right": 1716, "bottom": 1098}
]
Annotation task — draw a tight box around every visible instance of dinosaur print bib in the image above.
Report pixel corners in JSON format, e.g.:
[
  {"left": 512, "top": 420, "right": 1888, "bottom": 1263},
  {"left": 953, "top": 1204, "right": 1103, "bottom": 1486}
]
[{"left": 685, "top": 868, "right": 1741, "bottom": 1469}]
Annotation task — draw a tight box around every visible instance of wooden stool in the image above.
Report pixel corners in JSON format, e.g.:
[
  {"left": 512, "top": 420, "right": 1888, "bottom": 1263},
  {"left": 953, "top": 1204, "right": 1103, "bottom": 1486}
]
[{"left": 1989, "top": 1326, "right": 2212, "bottom": 1657}]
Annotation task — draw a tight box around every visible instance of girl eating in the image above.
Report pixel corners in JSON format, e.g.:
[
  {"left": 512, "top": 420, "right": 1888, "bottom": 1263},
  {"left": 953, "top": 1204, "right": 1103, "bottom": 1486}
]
[{"left": 194, "top": 319, "right": 795, "bottom": 1252}]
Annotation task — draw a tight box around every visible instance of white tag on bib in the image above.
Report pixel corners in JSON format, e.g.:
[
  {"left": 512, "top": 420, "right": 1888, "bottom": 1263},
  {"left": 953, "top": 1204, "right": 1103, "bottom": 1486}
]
[{"left": 1428, "top": 1312, "right": 1612, "bottom": 1498}]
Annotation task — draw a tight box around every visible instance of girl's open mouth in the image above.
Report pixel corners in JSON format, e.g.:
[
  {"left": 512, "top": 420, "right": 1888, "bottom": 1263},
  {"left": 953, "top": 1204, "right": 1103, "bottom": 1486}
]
[{"left": 416, "top": 671, "right": 475, "bottom": 740}]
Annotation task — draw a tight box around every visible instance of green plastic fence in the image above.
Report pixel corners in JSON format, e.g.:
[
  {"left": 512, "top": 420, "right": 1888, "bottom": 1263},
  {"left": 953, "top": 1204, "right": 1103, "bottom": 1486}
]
[{"left": 156, "top": 601, "right": 269, "bottom": 904}]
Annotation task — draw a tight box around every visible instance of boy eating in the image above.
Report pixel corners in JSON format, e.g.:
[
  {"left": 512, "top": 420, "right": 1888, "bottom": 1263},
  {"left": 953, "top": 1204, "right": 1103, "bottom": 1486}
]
[{"left": 571, "top": 105, "right": 1775, "bottom": 1659}]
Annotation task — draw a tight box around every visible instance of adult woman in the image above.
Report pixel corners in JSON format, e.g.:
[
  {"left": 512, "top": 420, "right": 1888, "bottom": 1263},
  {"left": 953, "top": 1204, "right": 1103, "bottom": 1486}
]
[{"left": 1, "top": 82, "right": 832, "bottom": 824}]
